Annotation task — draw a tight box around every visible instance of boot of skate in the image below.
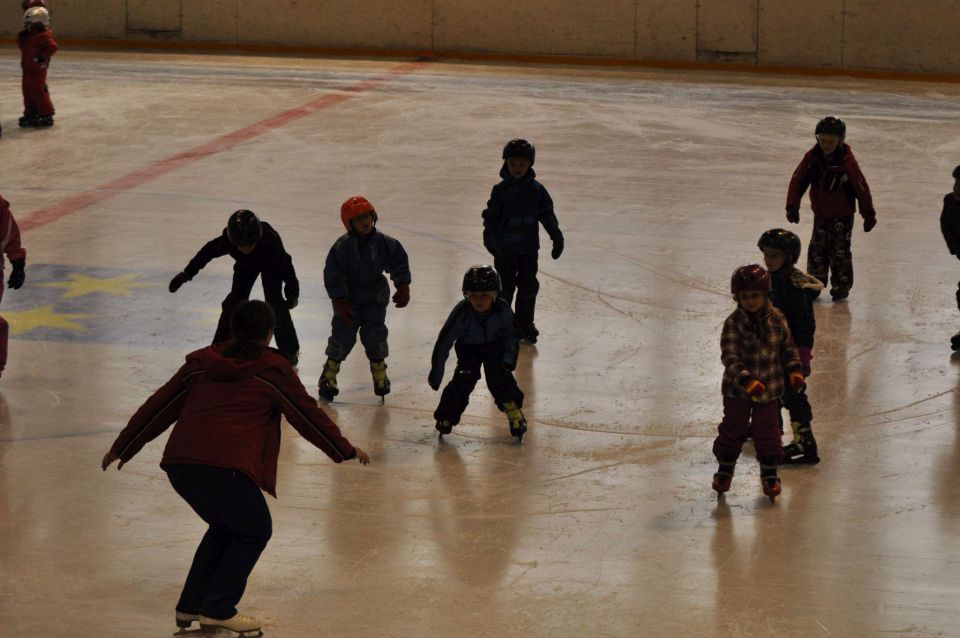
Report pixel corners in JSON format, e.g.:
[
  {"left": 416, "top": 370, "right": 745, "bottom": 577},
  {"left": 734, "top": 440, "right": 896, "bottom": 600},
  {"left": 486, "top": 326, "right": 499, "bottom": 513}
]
[{"left": 318, "top": 358, "right": 340, "bottom": 400}]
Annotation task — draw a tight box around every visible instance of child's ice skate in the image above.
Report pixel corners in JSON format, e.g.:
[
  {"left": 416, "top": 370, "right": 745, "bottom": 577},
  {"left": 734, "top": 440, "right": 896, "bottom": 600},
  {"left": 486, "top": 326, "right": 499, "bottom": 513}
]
[
  {"left": 187, "top": 612, "right": 262, "bottom": 637},
  {"left": 782, "top": 422, "right": 820, "bottom": 464},
  {"left": 370, "top": 360, "right": 390, "bottom": 402},
  {"left": 32, "top": 115, "right": 53, "bottom": 128},
  {"left": 760, "top": 456, "right": 781, "bottom": 503},
  {"left": 951, "top": 331, "right": 960, "bottom": 351},
  {"left": 317, "top": 358, "right": 340, "bottom": 401},
  {"left": 286, "top": 350, "right": 300, "bottom": 367},
  {"left": 829, "top": 288, "right": 849, "bottom": 302},
  {"left": 173, "top": 610, "right": 199, "bottom": 634},
  {"left": 520, "top": 323, "right": 539, "bottom": 345},
  {"left": 436, "top": 419, "right": 453, "bottom": 439},
  {"left": 502, "top": 401, "right": 527, "bottom": 442},
  {"left": 18, "top": 113, "right": 36, "bottom": 127},
  {"left": 712, "top": 455, "right": 736, "bottom": 497}
]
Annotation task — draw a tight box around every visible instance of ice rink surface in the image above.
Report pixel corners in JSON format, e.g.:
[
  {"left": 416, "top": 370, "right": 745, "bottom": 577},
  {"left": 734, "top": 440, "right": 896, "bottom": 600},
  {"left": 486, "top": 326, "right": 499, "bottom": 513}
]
[{"left": 1, "top": 50, "right": 959, "bottom": 637}]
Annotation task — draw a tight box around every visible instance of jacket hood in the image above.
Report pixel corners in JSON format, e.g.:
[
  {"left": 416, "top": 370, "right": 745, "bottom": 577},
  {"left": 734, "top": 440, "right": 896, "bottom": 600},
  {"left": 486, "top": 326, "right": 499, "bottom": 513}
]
[
  {"left": 186, "top": 341, "right": 290, "bottom": 382},
  {"left": 500, "top": 163, "right": 536, "bottom": 183}
]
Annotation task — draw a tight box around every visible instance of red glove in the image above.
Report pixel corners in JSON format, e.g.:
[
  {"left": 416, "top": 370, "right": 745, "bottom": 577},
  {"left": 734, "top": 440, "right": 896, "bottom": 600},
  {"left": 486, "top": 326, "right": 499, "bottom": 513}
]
[
  {"left": 333, "top": 298, "right": 357, "bottom": 325},
  {"left": 798, "top": 347, "right": 812, "bottom": 377},
  {"left": 392, "top": 285, "right": 410, "bottom": 308},
  {"left": 743, "top": 379, "right": 767, "bottom": 400},
  {"left": 789, "top": 372, "right": 806, "bottom": 392},
  {"left": 785, "top": 205, "right": 800, "bottom": 224}
]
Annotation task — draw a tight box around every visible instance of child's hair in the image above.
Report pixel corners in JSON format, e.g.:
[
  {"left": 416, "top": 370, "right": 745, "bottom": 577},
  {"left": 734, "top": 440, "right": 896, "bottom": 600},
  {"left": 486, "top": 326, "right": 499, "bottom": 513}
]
[
  {"left": 225, "top": 301, "right": 275, "bottom": 359},
  {"left": 953, "top": 165, "right": 960, "bottom": 179}
]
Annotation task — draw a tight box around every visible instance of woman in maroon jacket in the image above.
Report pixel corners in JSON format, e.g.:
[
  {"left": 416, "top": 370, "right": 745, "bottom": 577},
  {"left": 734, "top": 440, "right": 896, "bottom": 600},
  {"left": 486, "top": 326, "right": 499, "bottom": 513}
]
[{"left": 102, "top": 300, "right": 369, "bottom": 637}]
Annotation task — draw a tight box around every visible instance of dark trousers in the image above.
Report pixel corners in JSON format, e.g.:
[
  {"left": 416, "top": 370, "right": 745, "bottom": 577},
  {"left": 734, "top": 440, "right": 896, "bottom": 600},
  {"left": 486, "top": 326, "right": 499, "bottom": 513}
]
[
  {"left": 713, "top": 397, "right": 784, "bottom": 460},
  {"left": 434, "top": 342, "right": 523, "bottom": 426},
  {"left": 165, "top": 464, "right": 272, "bottom": 620},
  {"left": 212, "top": 266, "right": 299, "bottom": 356},
  {"left": 781, "top": 373, "right": 813, "bottom": 426},
  {"left": 325, "top": 301, "right": 388, "bottom": 362},
  {"left": 494, "top": 253, "right": 539, "bottom": 327},
  {"left": 807, "top": 215, "right": 854, "bottom": 295},
  {"left": 22, "top": 72, "right": 53, "bottom": 117}
]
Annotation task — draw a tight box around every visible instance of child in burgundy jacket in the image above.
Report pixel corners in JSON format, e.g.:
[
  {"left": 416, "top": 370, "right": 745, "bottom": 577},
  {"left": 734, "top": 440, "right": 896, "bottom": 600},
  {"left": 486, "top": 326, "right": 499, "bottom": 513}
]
[
  {"left": 103, "top": 301, "right": 369, "bottom": 637},
  {"left": 785, "top": 116, "right": 877, "bottom": 301}
]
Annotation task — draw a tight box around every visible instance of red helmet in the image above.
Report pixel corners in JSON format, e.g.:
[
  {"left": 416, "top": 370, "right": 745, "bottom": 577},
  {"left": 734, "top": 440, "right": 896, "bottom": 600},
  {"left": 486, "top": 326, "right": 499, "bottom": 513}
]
[
  {"left": 730, "top": 264, "right": 771, "bottom": 294},
  {"left": 22, "top": 0, "right": 46, "bottom": 9},
  {"left": 340, "top": 196, "right": 377, "bottom": 231}
]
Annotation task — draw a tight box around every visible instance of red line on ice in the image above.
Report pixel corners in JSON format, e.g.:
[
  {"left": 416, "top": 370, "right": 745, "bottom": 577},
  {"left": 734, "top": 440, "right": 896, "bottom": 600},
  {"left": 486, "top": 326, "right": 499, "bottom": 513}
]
[{"left": 19, "top": 61, "right": 424, "bottom": 233}]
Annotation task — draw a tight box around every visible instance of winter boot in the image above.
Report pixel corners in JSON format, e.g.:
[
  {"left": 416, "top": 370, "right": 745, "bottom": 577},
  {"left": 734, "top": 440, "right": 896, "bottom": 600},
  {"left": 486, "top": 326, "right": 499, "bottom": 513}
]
[
  {"left": 318, "top": 358, "right": 341, "bottom": 401},
  {"left": 782, "top": 421, "right": 820, "bottom": 464},
  {"left": 370, "top": 359, "right": 391, "bottom": 398},
  {"left": 436, "top": 419, "right": 453, "bottom": 438},
  {"left": 197, "top": 612, "right": 262, "bottom": 637},
  {"left": 712, "top": 455, "right": 737, "bottom": 495},
  {"left": 760, "top": 456, "right": 782, "bottom": 503},
  {"left": 502, "top": 400, "right": 527, "bottom": 442},
  {"left": 830, "top": 288, "right": 849, "bottom": 302},
  {"left": 520, "top": 323, "right": 539, "bottom": 344}
]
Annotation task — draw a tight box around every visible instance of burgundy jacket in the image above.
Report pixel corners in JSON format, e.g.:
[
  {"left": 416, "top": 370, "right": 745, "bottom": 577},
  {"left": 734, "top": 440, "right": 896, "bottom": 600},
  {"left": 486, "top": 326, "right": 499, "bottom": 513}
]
[
  {"left": 787, "top": 144, "right": 876, "bottom": 220},
  {"left": 18, "top": 27, "right": 57, "bottom": 76},
  {"left": 109, "top": 342, "right": 357, "bottom": 496}
]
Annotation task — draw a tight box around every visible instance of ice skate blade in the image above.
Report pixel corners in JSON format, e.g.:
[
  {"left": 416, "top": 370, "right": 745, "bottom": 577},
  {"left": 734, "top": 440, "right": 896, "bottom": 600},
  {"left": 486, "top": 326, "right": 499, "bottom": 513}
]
[{"left": 178, "top": 626, "right": 263, "bottom": 637}]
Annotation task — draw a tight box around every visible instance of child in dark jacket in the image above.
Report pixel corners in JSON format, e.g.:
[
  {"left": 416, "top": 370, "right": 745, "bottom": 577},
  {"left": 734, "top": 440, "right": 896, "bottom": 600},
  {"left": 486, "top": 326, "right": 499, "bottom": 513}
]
[
  {"left": 758, "top": 228, "right": 824, "bottom": 464},
  {"left": 939, "top": 165, "right": 960, "bottom": 350},
  {"left": 0, "top": 196, "right": 26, "bottom": 377},
  {"left": 169, "top": 209, "right": 301, "bottom": 365},
  {"left": 482, "top": 139, "right": 563, "bottom": 344},
  {"left": 17, "top": 4, "right": 57, "bottom": 128},
  {"left": 429, "top": 265, "right": 526, "bottom": 442},
  {"left": 103, "top": 300, "right": 369, "bottom": 637},
  {"left": 319, "top": 196, "right": 411, "bottom": 401},
  {"left": 786, "top": 116, "right": 877, "bottom": 301},
  {"left": 713, "top": 265, "right": 805, "bottom": 502}
]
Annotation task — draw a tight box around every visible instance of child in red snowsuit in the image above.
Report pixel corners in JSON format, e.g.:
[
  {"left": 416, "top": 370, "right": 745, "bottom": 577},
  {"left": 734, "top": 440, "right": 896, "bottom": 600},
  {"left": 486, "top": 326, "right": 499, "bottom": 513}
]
[
  {"left": 17, "top": 6, "right": 57, "bottom": 128},
  {"left": 103, "top": 300, "right": 369, "bottom": 636},
  {"left": 0, "top": 196, "right": 26, "bottom": 377}
]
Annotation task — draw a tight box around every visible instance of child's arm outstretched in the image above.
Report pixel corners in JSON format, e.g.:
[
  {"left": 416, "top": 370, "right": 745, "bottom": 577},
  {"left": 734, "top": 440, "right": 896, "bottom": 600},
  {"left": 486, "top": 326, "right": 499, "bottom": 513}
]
[{"left": 169, "top": 235, "right": 230, "bottom": 293}]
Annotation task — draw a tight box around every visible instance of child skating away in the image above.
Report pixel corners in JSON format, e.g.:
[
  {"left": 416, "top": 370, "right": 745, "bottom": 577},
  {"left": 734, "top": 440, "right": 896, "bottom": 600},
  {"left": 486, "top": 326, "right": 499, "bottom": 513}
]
[
  {"left": 758, "top": 229, "right": 824, "bottom": 464},
  {"left": 102, "top": 300, "right": 369, "bottom": 638},
  {"left": 318, "top": 196, "right": 411, "bottom": 402},
  {"left": 0, "top": 196, "right": 26, "bottom": 379},
  {"left": 939, "top": 165, "right": 960, "bottom": 350},
  {"left": 714, "top": 265, "right": 805, "bottom": 503},
  {"left": 169, "top": 209, "right": 301, "bottom": 365},
  {"left": 785, "top": 116, "right": 877, "bottom": 301},
  {"left": 17, "top": 5, "right": 57, "bottom": 128},
  {"left": 482, "top": 138, "right": 564, "bottom": 344},
  {"left": 428, "top": 265, "right": 526, "bottom": 442}
]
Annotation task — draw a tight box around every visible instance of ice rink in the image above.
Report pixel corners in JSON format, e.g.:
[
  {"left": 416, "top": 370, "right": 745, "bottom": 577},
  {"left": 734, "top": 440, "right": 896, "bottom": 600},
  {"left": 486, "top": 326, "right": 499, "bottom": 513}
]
[{"left": 1, "top": 49, "right": 959, "bottom": 637}]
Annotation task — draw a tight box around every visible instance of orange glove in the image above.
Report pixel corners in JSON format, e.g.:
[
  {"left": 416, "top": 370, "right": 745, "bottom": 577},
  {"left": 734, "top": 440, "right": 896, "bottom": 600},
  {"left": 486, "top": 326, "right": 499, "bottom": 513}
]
[
  {"left": 744, "top": 379, "right": 767, "bottom": 400},
  {"left": 790, "top": 372, "right": 806, "bottom": 392}
]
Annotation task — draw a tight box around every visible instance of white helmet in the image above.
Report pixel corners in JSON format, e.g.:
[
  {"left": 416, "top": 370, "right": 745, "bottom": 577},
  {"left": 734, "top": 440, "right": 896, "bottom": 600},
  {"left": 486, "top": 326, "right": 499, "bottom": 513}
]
[{"left": 24, "top": 7, "right": 50, "bottom": 27}]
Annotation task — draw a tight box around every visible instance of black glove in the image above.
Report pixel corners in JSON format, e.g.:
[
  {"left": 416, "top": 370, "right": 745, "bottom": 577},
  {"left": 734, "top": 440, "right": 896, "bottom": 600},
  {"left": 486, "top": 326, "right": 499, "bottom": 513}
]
[
  {"left": 285, "top": 296, "right": 299, "bottom": 309},
  {"left": 863, "top": 215, "right": 877, "bottom": 233},
  {"left": 428, "top": 369, "right": 442, "bottom": 391},
  {"left": 551, "top": 235, "right": 564, "bottom": 260},
  {"left": 7, "top": 259, "right": 25, "bottom": 290},
  {"left": 168, "top": 271, "right": 190, "bottom": 293},
  {"left": 785, "top": 205, "right": 800, "bottom": 224},
  {"left": 483, "top": 236, "right": 501, "bottom": 260}
]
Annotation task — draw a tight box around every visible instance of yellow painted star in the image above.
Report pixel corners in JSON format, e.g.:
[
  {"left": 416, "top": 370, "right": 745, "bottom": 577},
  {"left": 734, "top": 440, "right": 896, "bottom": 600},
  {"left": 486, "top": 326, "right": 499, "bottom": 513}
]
[
  {"left": 2, "top": 305, "right": 96, "bottom": 335},
  {"left": 39, "top": 273, "right": 160, "bottom": 299}
]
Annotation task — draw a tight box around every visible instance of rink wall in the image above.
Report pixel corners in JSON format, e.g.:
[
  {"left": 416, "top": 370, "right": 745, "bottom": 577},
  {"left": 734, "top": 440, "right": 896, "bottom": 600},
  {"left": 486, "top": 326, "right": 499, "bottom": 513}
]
[{"left": 3, "top": 0, "right": 960, "bottom": 77}]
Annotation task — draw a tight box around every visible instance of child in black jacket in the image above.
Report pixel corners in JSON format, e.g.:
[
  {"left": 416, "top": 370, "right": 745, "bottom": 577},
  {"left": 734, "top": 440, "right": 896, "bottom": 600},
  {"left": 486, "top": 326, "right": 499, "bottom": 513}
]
[
  {"left": 939, "top": 166, "right": 960, "bottom": 350},
  {"left": 429, "top": 265, "right": 526, "bottom": 442},
  {"left": 758, "top": 229, "right": 823, "bottom": 464},
  {"left": 482, "top": 139, "right": 563, "bottom": 344},
  {"left": 169, "top": 209, "right": 301, "bottom": 365}
]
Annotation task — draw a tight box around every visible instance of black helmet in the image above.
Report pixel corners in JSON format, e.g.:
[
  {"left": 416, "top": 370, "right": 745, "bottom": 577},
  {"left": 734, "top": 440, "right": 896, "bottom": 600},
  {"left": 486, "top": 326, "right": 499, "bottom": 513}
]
[
  {"left": 815, "top": 116, "right": 846, "bottom": 139},
  {"left": 227, "top": 209, "right": 262, "bottom": 246},
  {"left": 502, "top": 138, "right": 535, "bottom": 165},
  {"left": 758, "top": 228, "right": 802, "bottom": 265},
  {"left": 462, "top": 265, "right": 502, "bottom": 296}
]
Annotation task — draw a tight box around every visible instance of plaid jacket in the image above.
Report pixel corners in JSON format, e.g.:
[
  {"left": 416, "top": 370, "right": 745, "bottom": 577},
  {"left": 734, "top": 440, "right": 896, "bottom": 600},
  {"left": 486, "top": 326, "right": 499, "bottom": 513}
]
[{"left": 721, "top": 303, "right": 802, "bottom": 402}]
